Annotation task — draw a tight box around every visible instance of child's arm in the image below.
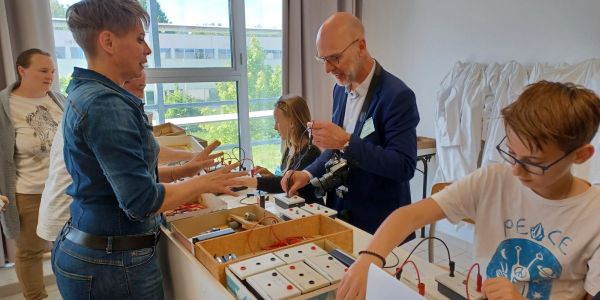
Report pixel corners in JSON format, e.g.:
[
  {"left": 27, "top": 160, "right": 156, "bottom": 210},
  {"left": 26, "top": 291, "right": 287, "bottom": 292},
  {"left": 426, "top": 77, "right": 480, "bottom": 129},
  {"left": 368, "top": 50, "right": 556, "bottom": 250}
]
[{"left": 336, "top": 198, "right": 446, "bottom": 300}]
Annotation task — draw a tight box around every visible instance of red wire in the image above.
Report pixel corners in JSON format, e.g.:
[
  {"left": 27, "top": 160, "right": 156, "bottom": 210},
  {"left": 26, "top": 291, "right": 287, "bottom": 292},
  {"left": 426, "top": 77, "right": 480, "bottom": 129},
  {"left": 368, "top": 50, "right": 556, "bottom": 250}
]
[
  {"left": 466, "top": 262, "right": 481, "bottom": 300},
  {"left": 245, "top": 216, "right": 280, "bottom": 255},
  {"left": 395, "top": 260, "right": 423, "bottom": 295}
]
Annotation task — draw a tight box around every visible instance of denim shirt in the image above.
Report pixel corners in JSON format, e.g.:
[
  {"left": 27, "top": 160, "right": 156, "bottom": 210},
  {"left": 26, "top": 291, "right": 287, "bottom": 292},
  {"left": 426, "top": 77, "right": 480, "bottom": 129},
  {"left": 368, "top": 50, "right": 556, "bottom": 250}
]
[{"left": 63, "top": 67, "right": 164, "bottom": 236}]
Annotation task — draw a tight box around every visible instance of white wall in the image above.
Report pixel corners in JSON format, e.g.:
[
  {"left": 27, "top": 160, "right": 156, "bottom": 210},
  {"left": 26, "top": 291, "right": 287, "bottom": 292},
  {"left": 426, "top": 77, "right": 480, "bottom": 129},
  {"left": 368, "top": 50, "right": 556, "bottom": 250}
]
[{"left": 362, "top": 0, "right": 600, "bottom": 242}]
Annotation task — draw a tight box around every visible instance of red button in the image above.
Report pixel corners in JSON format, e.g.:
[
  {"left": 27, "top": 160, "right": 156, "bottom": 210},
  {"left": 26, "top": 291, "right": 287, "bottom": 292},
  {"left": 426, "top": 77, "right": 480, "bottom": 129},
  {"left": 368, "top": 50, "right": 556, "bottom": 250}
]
[
  {"left": 290, "top": 265, "right": 296, "bottom": 270},
  {"left": 287, "top": 285, "right": 293, "bottom": 290},
  {"left": 310, "top": 246, "right": 316, "bottom": 250},
  {"left": 240, "top": 266, "right": 246, "bottom": 270}
]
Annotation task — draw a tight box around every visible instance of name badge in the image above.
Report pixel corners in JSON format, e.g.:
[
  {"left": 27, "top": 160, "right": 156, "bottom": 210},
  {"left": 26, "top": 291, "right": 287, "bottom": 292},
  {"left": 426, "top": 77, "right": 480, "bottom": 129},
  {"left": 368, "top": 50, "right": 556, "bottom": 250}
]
[{"left": 360, "top": 117, "right": 375, "bottom": 139}]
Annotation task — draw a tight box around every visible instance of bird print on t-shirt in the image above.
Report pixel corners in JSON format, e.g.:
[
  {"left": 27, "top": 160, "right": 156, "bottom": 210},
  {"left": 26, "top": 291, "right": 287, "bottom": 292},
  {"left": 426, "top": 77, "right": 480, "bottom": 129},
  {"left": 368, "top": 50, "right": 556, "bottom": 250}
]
[{"left": 25, "top": 105, "right": 58, "bottom": 152}]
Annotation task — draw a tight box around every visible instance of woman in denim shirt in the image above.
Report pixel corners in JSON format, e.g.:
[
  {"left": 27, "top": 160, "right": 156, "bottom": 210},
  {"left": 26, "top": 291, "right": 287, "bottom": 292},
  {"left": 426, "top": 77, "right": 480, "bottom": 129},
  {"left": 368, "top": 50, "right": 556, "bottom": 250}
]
[{"left": 52, "top": 1, "right": 244, "bottom": 299}]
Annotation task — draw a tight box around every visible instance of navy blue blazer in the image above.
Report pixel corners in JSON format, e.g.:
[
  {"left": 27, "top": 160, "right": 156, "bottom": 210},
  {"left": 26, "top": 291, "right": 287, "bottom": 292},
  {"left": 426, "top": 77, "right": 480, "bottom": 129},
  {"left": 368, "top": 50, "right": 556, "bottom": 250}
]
[{"left": 306, "top": 65, "right": 419, "bottom": 235}]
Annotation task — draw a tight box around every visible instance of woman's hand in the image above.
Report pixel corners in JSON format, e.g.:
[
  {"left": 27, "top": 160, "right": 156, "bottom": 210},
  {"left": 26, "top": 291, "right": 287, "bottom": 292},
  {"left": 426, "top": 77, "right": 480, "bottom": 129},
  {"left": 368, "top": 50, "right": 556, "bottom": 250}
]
[
  {"left": 0, "top": 195, "right": 8, "bottom": 212},
  {"left": 196, "top": 163, "right": 247, "bottom": 196},
  {"left": 178, "top": 140, "right": 223, "bottom": 178},
  {"left": 482, "top": 277, "right": 525, "bottom": 300},
  {"left": 253, "top": 166, "right": 274, "bottom": 177},
  {"left": 336, "top": 254, "right": 382, "bottom": 300}
]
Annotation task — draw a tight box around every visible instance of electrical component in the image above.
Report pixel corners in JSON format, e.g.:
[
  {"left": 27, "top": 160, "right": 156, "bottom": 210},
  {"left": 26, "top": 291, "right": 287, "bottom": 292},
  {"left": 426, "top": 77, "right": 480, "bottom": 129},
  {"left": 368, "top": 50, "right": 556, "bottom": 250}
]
[
  {"left": 191, "top": 227, "right": 235, "bottom": 243},
  {"left": 465, "top": 263, "right": 482, "bottom": 300},
  {"left": 394, "top": 260, "right": 425, "bottom": 296},
  {"left": 274, "top": 193, "right": 306, "bottom": 209},
  {"left": 435, "top": 272, "right": 485, "bottom": 300}
]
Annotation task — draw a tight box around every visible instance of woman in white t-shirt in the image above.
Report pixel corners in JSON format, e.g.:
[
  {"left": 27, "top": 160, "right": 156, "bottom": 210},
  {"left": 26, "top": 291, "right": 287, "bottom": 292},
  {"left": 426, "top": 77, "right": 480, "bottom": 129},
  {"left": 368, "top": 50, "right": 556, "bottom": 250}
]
[{"left": 0, "top": 48, "right": 65, "bottom": 300}]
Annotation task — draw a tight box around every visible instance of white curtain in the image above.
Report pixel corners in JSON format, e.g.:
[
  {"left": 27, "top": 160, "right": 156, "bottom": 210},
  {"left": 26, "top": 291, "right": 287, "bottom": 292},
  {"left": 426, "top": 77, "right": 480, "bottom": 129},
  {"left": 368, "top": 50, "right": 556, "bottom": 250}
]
[{"left": 282, "top": 0, "right": 359, "bottom": 121}]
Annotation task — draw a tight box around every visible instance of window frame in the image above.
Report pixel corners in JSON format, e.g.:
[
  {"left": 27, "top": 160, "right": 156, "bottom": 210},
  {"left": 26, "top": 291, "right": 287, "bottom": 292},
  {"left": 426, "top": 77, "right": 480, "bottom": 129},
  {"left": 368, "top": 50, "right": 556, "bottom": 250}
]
[{"left": 144, "top": 0, "right": 252, "bottom": 158}]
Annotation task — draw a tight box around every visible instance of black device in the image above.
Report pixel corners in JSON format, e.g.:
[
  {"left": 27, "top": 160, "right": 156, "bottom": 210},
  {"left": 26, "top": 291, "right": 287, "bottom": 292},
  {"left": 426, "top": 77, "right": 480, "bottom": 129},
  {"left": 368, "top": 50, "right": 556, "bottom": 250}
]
[
  {"left": 310, "top": 151, "right": 349, "bottom": 198},
  {"left": 231, "top": 186, "right": 248, "bottom": 192}
]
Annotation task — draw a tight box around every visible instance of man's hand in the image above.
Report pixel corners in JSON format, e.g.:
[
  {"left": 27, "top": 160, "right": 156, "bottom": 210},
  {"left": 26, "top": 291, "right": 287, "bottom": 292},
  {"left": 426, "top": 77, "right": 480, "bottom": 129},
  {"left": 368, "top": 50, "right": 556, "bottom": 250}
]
[
  {"left": 281, "top": 170, "right": 310, "bottom": 196},
  {"left": 309, "top": 121, "right": 351, "bottom": 150},
  {"left": 482, "top": 277, "right": 525, "bottom": 300},
  {"left": 336, "top": 254, "right": 383, "bottom": 300}
]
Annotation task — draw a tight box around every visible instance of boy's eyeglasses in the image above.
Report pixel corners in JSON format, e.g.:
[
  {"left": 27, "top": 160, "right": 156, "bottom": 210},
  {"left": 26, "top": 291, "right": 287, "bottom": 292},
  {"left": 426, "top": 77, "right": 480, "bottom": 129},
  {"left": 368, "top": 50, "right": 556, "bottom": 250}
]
[
  {"left": 315, "top": 39, "right": 360, "bottom": 65},
  {"left": 495, "top": 136, "right": 575, "bottom": 175}
]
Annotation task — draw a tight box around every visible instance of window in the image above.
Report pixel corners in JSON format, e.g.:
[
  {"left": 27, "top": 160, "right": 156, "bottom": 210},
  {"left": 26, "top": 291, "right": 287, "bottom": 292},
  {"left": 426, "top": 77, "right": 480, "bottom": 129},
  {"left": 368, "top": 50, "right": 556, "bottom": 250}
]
[
  {"left": 218, "top": 49, "right": 231, "bottom": 59},
  {"left": 50, "top": 0, "right": 282, "bottom": 170},
  {"left": 160, "top": 48, "right": 171, "bottom": 59},
  {"left": 55, "top": 47, "right": 66, "bottom": 59},
  {"left": 70, "top": 47, "right": 84, "bottom": 59}
]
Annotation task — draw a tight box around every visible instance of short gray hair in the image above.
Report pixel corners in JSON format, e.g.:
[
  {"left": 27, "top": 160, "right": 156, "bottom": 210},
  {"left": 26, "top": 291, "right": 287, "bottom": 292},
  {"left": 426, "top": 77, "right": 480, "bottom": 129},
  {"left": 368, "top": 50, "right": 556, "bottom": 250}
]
[{"left": 66, "top": 0, "right": 149, "bottom": 57}]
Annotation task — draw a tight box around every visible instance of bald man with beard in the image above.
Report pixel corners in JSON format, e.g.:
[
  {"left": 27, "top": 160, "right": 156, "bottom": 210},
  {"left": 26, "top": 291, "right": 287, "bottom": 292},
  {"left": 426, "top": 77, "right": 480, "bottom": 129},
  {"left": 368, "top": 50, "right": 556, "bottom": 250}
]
[{"left": 282, "top": 12, "right": 420, "bottom": 237}]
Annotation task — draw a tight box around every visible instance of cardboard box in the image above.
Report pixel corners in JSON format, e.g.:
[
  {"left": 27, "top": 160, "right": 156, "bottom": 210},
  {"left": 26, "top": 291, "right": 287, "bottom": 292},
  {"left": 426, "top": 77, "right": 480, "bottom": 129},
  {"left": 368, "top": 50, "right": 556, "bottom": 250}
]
[
  {"left": 169, "top": 205, "right": 281, "bottom": 254},
  {"left": 163, "top": 193, "right": 227, "bottom": 223},
  {"left": 225, "top": 238, "right": 352, "bottom": 300},
  {"left": 155, "top": 135, "right": 204, "bottom": 152},
  {"left": 153, "top": 122, "right": 186, "bottom": 137},
  {"left": 194, "top": 214, "right": 353, "bottom": 284}
]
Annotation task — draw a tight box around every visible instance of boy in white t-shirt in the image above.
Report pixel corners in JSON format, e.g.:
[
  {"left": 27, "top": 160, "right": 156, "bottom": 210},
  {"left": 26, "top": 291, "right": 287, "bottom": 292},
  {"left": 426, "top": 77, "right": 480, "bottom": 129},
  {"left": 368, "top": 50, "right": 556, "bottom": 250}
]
[{"left": 337, "top": 81, "right": 600, "bottom": 300}]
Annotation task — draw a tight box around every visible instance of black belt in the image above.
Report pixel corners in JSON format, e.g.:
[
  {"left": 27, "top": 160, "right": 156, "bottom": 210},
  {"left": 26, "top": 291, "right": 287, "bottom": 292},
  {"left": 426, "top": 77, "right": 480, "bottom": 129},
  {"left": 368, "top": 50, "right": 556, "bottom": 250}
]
[{"left": 64, "top": 226, "right": 159, "bottom": 252}]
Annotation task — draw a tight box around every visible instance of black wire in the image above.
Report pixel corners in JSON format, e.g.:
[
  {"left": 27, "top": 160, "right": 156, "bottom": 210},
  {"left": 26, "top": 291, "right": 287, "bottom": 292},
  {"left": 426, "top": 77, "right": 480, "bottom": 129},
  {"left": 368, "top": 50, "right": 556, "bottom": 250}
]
[
  {"left": 285, "top": 126, "right": 312, "bottom": 173},
  {"left": 239, "top": 194, "right": 255, "bottom": 205},
  {"left": 232, "top": 146, "right": 246, "bottom": 164},
  {"left": 281, "top": 126, "right": 313, "bottom": 193},
  {"left": 397, "top": 237, "right": 453, "bottom": 276},
  {"left": 382, "top": 250, "right": 400, "bottom": 269}
]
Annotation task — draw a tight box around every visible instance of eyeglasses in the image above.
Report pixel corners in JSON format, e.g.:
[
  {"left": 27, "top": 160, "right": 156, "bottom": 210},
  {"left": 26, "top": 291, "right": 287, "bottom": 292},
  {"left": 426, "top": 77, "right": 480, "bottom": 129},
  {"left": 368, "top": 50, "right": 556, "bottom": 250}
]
[
  {"left": 495, "top": 136, "right": 575, "bottom": 175},
  {"left": 315, "top": 39, "right": 360, "bottom": 65}
]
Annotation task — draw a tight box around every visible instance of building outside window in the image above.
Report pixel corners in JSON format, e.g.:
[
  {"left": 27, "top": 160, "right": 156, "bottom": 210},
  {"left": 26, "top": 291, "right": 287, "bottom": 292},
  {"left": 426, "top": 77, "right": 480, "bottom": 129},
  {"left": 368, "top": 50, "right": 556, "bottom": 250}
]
[{"left": 50, "top": 0, "right": 283, "bottom": 171}]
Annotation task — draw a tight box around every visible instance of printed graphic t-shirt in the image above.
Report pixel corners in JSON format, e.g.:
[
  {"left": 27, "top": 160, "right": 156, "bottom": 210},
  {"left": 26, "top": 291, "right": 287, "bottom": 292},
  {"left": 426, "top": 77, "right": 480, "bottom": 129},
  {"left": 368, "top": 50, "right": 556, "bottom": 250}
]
[
  {"left": 9, "top": 93, "right": 62, "bottom": 194},
  {"left": 432, "top": 163, "right": 600, "bottom": 300}
]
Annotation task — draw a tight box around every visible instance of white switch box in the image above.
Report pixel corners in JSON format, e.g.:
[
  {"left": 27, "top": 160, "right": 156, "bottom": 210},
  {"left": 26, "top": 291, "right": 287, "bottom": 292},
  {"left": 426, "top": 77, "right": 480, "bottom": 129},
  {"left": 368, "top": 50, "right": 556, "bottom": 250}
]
[
  {"left": 276, "top": 262, "right": 330, "bottom": 294},
  {"left": 274, "top": 193, "right": 305, "bottom": 209},
  {"left": 277, "top": 206, "right": 311, "bottom": 221},
  {"left": 228, "top": 253, "right": 285, "bottom": 280},
  {"left": 300, "top": 203, "right": 337, "bottom": 218},
  {"left": 304, "top": 254, "right": 348, "bottom": 284},
  {"left": 246, "top": 269, "right": 301, "bottom": 300},
  {"left": 273, "top": 242, "right": 327, "bottom": 264}
]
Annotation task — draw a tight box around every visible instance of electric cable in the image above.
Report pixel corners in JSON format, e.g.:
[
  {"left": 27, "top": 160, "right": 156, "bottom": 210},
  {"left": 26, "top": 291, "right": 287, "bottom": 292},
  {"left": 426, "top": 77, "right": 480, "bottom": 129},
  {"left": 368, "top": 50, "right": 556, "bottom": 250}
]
[
  {"left": 466, "top": 262, "right": 482, "bottom": 300},
  {"left": 394, "top": 260, "right": 425, "bottom": 296},
  {"left": 396, "top": 237, "right": 455, "bottom": 279}
]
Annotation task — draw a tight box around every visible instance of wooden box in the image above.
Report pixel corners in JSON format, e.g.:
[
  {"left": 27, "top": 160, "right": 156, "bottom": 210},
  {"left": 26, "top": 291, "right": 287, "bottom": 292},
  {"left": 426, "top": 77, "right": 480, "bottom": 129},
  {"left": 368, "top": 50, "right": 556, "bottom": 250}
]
[
  {"left": 194, "top": 214, "right": 353, "bottom": 284},
  {"left": 153, "top": 122, "right": 186, "bottom": 137},
  {"left": 170, "top": 205, "right": 280, "bottom": 254}
]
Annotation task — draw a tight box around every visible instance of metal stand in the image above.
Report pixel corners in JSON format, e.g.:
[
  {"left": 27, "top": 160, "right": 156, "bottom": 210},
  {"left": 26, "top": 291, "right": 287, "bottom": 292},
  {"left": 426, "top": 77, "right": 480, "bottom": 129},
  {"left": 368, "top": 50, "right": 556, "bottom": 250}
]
[{"left": 416, "top": 153, "right": 436, "bottom": 238}]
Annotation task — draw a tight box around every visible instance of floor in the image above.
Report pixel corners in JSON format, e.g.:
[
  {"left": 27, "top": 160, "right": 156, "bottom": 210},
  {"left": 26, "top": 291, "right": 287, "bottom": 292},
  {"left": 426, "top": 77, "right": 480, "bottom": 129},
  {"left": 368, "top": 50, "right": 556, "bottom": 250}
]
[
  {"left": 0, "top": 254, "right": 62, "bottom": 300},
  {"left": 0, "top": 231, "right": 474, "bottom": 299}
]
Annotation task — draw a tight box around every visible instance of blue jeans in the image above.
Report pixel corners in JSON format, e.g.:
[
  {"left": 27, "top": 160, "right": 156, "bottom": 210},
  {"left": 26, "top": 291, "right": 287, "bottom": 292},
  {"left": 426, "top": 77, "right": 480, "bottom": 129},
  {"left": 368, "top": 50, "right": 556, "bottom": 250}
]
[{"left": 51, "top": 226, "right": 164, "bottom": 299}]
